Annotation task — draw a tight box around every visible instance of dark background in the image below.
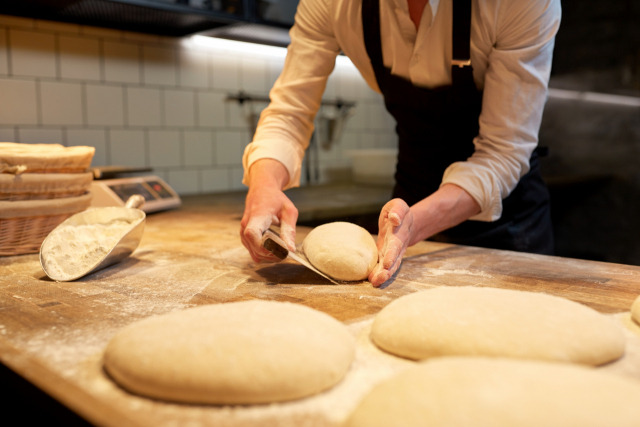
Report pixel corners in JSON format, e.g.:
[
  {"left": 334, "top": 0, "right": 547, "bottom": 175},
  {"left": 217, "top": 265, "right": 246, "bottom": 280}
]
[{"left": 539, "top": 0, "right": 640, "bottom": 265}]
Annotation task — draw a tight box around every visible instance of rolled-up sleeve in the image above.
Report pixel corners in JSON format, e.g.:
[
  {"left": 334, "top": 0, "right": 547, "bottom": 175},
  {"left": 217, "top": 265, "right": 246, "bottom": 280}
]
[
  {"left": 242, "top": 0, "right": 341, "bottom": 189},
  {"left": 442, "top": 0, "right": 561, "bottom": 221}
]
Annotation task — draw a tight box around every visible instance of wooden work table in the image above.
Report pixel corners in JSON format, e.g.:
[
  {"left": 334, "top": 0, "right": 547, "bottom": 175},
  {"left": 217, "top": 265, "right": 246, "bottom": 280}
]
[{"left": 1, "top": 184, "right": 640, "bottom": 426}]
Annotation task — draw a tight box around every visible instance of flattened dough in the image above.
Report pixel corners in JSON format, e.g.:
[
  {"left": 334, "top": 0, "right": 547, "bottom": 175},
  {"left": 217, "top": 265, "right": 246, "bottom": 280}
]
[
  {"left": 345, "top": 357, "right": 640, "bottom": 427},
  {"left": 302, "top": 221, "right": 378, "bottom": 281},
  {"left": 371, "top": 286, "right": 625, "bottom": 365},
  {"left": 103, "top": 300, "right": 355, "bottom": 404},
  {"left": 632, "top": 295, "right": 640, "bottom": 325}
]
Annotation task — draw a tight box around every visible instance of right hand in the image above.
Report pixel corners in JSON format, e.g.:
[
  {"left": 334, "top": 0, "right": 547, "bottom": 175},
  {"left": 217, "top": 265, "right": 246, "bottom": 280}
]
[{"left": 240, "top": 159, "right": 299, "bottom": 263}]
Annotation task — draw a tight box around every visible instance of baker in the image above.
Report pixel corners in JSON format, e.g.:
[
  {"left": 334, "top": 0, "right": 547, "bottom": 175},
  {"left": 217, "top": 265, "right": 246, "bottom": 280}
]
[{"left": 240, "top": 0, "right": 561, "bottom": 287}]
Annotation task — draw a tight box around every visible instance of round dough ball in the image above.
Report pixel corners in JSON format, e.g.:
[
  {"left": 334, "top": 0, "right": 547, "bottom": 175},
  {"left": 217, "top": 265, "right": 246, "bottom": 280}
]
[
  {"left": 345, "top": 357, "right": 640, "bottom": 427},
  {"left": 302, "top": 221, "right": 378, "bottom": 281},
  {"left": 632, "top": 295, "right": 640, "bottom": 325},
  {"left": 371, "top": 286, "right": 625, "bottom": 365},
  {"left": 103, "top": 300, "right": 355, "bottom": 404}
]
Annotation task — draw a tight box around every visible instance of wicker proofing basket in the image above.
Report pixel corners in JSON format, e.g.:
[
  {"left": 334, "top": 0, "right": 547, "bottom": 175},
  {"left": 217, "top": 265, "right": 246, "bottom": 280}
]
[
  {"left": 0, "top": 142, "right": 95, "bottom": 173},
  {"left": 0, "top": 172, "right": 94, "bottom": 201},
  {"left": 0, "top": 192, "right": 92, "bottom": 256}
]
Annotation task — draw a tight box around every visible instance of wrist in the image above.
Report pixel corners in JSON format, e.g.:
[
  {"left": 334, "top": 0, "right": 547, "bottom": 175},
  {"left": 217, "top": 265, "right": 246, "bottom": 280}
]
[
  {"left": 409, "top": 184, "right": 480, "bottom": 243},
  {"left": 248, "top": 158, "right": 290, "bottom": 190}
]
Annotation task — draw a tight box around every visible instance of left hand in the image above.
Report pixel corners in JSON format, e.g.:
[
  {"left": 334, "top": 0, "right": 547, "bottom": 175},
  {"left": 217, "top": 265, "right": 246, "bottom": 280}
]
[{"left": 369, "top": 198, "right": 413, "bottom": 287}]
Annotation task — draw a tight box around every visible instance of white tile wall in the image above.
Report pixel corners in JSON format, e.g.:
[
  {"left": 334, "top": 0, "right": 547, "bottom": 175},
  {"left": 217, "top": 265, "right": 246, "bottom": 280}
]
[
  {"left": 184, "top": 130, "right": 214, "bottom": 167},
  {"left": 148, "top": 129, "right": 182, "bottom": 167},
  {"left": 109, "top": 129, "right": 146, "bottom": 167},
  {"left": 0, "top": 14, "right": 396, "bottom": 195},
  {"left": 164, "top": 89, "right": 196, "bottom": 127},
  {"left": 216, "top": 130, "right": 249, "bottom": 166},
  {"left": 0, "top": 78, "right": 37, "bottom": 124},
  {"left": 142, "top": 45, "right": 177, "bottom": 86},
  {"left": 103, "top": 41, "right": 142, "bottom": 84},
  {"left": 178, "top": 48, "right": 209, "bottom": 88},
  {"left": 40, "top": 81, "right": 84, "bottom": 125},
  {"left": 201, "top": 168, "right": 231, "bottom": 193},
  {"left": 59, "top": 35, "right": 102, "bottom": 81},
  {"left": 10, "top": 29, "right": 57, "bottom": 77},
  {"left": 127, "top": 87, "right": 162, "bottom": 127},
  {"left": 196, "top": 92, "right": 227, "bottom": 128},
  {"left": 85, "top": 84, "right": 125, "bottom": 126},
  {"left": 0, "top": 29, "right": 7, "bottom": 74},
  {"left": 67, "top": 129, "right": 108, "bottom": 164},
  {"left": 18, "top": 127, "right": 64, "bottom": 144}
]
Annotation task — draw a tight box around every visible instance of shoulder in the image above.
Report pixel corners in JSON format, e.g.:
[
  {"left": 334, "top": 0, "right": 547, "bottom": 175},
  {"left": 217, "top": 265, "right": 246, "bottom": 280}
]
[
  {"left": 295, "top": 0, "right": 336, "bottom": 25},
  {"left": 292, "top": 0, "right": 362, "bottom": 50},
  {"left": 295, "top": 0, "right": 358, "bottom": 28},
  {"left": 501, "top": 0, "right": 560, "bottom": 25},
  {"left": 475, "top": 0, "right": 561, "bottom": 26},
  {"left": 475, "top": 0, "right": 561, "bottom": 46}
]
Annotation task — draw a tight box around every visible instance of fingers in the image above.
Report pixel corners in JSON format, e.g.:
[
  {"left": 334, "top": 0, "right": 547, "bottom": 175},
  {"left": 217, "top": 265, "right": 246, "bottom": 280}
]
[
  {"left": 388, "top": 211, "right": 402, "bottom": 227},
  {"left": 240, "top": 187, "right": 299, "bottom": 263},
  {"left": 379, "top": 198, "right": 410, "bottom": 230},
  {"left": 370, "top": 255, "right": 403, "bottom": 287},
  {"left": 370, "top": 198, "right": 412, "bottom": 287},
  {"left": 241, "top": 215, "right": 280, "bottom": 263},
  {"left": 370, "top": 231, "right": 405, "bottom": 287},
  {"left": 380, "top": 232, "right": 405, "bottom": 269},
  {"left": 369, "top": 263, "right": 387, "bottom": 287}
]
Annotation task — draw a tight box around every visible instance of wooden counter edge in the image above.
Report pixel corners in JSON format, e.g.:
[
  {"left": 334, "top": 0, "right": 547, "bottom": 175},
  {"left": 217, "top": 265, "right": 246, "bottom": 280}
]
[{"left": 0, "top": 339, "right": 140, "bottom": 427}]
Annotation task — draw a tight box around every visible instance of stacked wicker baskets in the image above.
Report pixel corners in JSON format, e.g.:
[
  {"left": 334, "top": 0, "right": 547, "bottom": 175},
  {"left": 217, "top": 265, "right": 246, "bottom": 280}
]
[{"left": 0, "top": 142, "right": 95, "bottom": 256}]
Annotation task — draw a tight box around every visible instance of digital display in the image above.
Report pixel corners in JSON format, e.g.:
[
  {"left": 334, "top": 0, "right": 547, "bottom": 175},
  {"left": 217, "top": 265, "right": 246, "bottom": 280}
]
[
  {"left": 147, "top": 180, "right": 174, "bottom": 199},
  {"left": 110, "top": 183, "right": 155, "bottom": 202},
  {"left": 93, "top": 175, "right": 181, "bottom": 212}
]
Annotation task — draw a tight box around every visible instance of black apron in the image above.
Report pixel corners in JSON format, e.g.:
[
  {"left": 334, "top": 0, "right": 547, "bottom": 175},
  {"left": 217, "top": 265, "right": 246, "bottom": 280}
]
[{"left": 362, "top": 0, "right": 554, "bottom": 254}]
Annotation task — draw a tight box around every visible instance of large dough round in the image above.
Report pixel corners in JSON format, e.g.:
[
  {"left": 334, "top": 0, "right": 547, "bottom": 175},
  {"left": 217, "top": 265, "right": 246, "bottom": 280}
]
[
  {"left": 302, "top": 221, "right": 378, "bottom": 281},
  {"left": 103, "top": 300, "right": 355, "bottom": 404},
  {"left": 632, "top": 295, "right": 640, "bottom": 325},
  {"left": 345, "top": 357, "right": 640, "bottom": 427},
  {"left": 371, "top": 286, "right": 625, "bottom": 365}
]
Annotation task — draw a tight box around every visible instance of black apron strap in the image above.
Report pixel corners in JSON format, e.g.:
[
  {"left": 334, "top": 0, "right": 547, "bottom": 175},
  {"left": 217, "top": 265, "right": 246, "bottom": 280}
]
[
  {"left": 451, "top": 0, "right": 475, "bottom": 90},
  {"left": 452, "top": 0, "right": 471, "bottom": 65},
  {"left": 362, "top": 0, "right": 383, "bottom": 68}
]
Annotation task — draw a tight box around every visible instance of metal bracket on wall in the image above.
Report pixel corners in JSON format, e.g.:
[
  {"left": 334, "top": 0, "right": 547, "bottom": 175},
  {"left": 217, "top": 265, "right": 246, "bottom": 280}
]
[{"left": 226, "top": 91, "right": 357, "bottom": 183}]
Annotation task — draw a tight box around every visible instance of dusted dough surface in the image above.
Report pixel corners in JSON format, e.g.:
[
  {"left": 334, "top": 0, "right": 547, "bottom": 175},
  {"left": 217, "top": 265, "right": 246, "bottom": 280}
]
[
  {"left": 345, "top": 357, "right": 640, "bottom": 427},
  {"left": 371, "top": 286, "right": 625, "bottom": 365},
  {"left": 103, "top": 300, "right": 355, "bottom": 405},
  {"left": 632, "top": 295, "right": 640, "bottom": 325},
  {"left": 302, "top": 221, "right": 378, "bottom": 281}
]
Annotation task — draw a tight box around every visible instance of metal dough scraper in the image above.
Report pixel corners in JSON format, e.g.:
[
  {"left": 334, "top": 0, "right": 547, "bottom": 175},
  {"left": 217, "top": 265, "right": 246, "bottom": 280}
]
[{"left": 262, "top": 228, "right": 339, "bottom": 285}]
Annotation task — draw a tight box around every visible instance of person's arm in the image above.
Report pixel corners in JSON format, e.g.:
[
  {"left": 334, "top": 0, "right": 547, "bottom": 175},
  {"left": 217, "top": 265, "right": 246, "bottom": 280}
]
[
  {"left": 242, "top": 0, "right": 341, "bottom": 191},
  {"left": 239, "top": 0, "right": 340, "bottom": 261},
  {"left": 370, "top": 0, "right": 562, "bottom": 286},
  {"left": 443, "top": 0, "right": 562, "bottom": 222},
  {"left": 369, "top": 184, "right": 480, "bottom": 286}
]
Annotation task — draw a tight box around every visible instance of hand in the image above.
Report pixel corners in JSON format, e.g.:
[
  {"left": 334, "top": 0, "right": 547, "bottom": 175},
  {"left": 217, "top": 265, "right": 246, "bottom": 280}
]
[
  {"left": 369, "top": 198, "right": 413, "bottom": 287},
  {"left": 240, "top": 159, "right": 298, "bottom": 263}
]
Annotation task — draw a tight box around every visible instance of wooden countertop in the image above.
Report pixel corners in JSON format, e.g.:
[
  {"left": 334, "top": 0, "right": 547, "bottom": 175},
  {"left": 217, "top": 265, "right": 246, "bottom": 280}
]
[{"left": 1, "top": 184, "right": 640, "bottom": 426}]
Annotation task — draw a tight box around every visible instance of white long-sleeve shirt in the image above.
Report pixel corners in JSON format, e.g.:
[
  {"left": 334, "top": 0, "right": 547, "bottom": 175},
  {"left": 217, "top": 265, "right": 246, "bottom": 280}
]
[{"left": 242, "top": 0, "right": 561, "bottom": 221}]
